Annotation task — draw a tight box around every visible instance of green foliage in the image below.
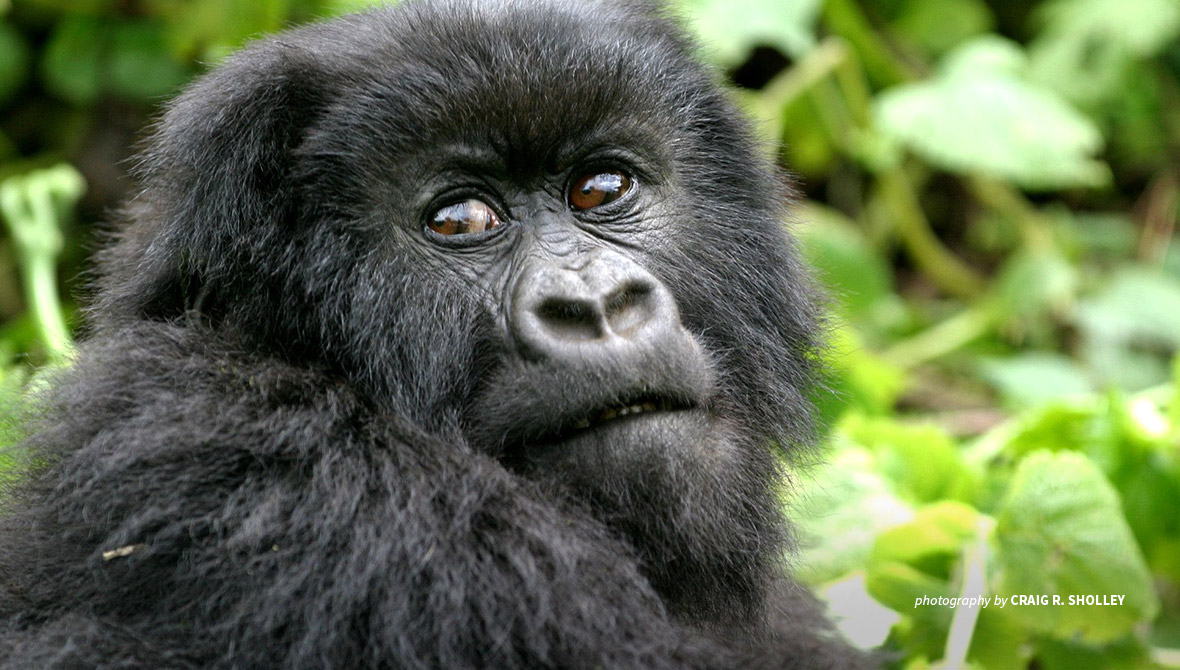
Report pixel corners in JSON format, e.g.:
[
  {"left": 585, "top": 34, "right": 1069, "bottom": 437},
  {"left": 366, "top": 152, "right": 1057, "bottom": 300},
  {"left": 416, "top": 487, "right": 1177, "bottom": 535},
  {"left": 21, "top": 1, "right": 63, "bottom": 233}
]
[
  {"left": 0, "top": 23, "right": 30, "bottom": 107},
  {"left": 1076, "top": 269, "right": 1180, "bottom": 389},
  {"left": 977, "top": 352, "right": 1093, "bottom": 408},
  {"left": 875, "top": 37, "right": 1111, "bottom": 190},
  {"left": 41, "top": 18, "right": 191, "bottom": 103},
  {"left": 889, "top": 0, "right": 995, "bottom": 57},
  {"left": 795, "top": 394, "right": 1177, "bottom": 667},
  {"left": 2, "top": 0, "right": 1180, "bottom": 667},
  {"left": 0, "top": 164, "right": 83, "bottom": 363},
  {"left": 682, "top": 0, "right": 820, "bottom": 63},
  {"left": 867, "top": 501, "right": 980, "bottom": 615},
  {"left": 1031, "top": 0, "right": 1180, "bottom": 108},
  {"left": 994, "top": 451, "right": 1158, "bottom": 643},
  {"left": 683, "top": 0, "right": 1180, "bottom": 663}
]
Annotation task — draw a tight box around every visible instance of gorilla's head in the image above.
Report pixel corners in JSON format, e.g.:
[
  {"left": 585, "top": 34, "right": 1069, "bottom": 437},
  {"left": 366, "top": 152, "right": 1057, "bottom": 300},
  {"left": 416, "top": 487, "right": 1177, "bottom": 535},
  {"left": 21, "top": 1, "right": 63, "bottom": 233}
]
[{"left": 99, "top": 0, "right": 821, "bottom": 623}]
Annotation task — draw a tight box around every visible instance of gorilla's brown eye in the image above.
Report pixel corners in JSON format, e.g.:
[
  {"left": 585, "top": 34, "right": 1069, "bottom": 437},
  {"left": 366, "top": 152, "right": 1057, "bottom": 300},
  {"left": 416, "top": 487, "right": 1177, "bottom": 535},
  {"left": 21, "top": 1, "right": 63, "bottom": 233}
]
[
  {"left": 569, "top": 171, "right": 632, "bottom": 211},
  {"left": 429, "top": 199, "right": 501, "bottom": 236}
]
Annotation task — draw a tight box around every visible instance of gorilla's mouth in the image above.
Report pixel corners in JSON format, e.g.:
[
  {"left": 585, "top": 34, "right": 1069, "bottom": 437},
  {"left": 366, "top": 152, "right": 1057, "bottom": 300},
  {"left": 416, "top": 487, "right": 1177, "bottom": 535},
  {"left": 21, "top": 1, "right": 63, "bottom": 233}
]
[
  {"left": 466, "top": 351, "right": 714, "bottom": 461},
  {"left": 498, "top": 391, "right": 706, "bottom": 473},
  {"left": 570, "top": 396, "right": 686, "bottom": 432},
  {"left": 540, "top": 394, "right": 698, "bottom": 447}
]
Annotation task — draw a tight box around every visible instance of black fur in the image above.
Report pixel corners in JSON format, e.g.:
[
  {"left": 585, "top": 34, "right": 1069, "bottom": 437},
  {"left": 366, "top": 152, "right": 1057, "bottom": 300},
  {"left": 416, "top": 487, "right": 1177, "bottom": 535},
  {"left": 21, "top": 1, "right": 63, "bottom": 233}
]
[{"left": 0, "top": 1, "right": 873, "bottom": 667}]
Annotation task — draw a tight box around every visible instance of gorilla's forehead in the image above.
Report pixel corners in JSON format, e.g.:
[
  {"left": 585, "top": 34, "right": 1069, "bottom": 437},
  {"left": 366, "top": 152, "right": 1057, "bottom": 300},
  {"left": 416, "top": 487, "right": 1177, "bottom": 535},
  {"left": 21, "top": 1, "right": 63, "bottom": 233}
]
[{"left": 301, "top": 0, "right": 703, "bottom": 172}]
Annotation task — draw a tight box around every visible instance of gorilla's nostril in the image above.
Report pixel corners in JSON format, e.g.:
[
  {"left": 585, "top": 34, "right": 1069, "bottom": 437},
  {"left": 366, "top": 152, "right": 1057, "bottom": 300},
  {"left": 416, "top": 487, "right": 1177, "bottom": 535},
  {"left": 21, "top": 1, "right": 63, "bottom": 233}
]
[
  {"left": 603, "top": 282, "right": 654, "bottom": 337},
  {"left": 536, "top": 298, "right": 603, "bottom": 341}
]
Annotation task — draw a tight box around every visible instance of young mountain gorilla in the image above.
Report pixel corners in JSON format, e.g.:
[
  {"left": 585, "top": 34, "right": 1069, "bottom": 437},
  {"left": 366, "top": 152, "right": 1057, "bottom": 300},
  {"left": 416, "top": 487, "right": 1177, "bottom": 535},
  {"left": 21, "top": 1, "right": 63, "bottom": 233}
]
[{"left": 0, "top": 0, "right": 874, "bottom": 667}]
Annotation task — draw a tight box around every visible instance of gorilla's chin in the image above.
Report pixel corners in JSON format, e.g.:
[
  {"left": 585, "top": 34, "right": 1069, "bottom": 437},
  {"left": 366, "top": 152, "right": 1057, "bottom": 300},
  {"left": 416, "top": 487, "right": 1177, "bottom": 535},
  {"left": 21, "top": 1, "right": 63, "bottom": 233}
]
[{"left": 516, "top": 409, "right": 785, "bottom": 626}]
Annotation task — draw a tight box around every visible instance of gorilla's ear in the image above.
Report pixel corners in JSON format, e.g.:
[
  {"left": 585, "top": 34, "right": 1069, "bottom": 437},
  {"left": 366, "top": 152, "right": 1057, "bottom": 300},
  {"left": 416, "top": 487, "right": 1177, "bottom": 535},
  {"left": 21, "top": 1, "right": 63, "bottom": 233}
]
[{"left": 99, "top": 42, "right": 333, "bottom": 324}]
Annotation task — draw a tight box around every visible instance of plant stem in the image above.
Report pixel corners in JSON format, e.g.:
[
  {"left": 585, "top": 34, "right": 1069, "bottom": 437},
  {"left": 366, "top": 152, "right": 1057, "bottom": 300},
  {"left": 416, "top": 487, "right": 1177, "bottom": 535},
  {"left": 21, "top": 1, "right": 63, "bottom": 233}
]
[
  {"left": 0, "top": 165, "right": 84, "bottom": 364},
  {"left": 879, "top": 168, "right": 986, "bottom": 298},
  {"left": 821, "top": 0, "right": 920, "bottom": 87},
  {"left": 941, "top": 519, "right": 992, "bottom": 668},
  {"left": 882, "top": 306, "right": 994, "bottom": 370}
]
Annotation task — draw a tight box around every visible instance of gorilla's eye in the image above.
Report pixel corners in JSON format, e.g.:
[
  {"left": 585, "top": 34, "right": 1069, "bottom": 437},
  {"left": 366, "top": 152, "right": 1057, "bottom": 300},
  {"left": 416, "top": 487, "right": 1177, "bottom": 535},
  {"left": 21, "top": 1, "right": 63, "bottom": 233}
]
[
  {"left": 569, "top": 170, "right": 632, "bottom": 211},
  {"left": 429, "top": 199, "right": 501, "bottom": 236}
]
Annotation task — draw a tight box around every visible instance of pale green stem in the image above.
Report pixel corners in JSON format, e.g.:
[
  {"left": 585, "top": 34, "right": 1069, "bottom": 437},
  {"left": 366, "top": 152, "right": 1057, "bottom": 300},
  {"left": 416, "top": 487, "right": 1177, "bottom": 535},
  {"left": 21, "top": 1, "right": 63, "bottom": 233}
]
[
  {"left": 0, "top": 165, "right": 84, "bottom": 364},
  {"left": 882, "top": 306, "right": 994, "bottom": 370},
  {"left": 940, "top": 519, "right": 992, "bottom": 669}
]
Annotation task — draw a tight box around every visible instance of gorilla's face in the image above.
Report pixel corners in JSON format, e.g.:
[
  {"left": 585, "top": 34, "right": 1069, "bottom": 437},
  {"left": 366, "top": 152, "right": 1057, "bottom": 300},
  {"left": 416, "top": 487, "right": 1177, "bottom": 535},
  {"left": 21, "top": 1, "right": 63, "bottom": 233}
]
[
  {"left": 296, "top": 16, "right": 742, "bottom": 480},
  {"left": 121, "top": 0, "right": 820, "bottom": 620}
]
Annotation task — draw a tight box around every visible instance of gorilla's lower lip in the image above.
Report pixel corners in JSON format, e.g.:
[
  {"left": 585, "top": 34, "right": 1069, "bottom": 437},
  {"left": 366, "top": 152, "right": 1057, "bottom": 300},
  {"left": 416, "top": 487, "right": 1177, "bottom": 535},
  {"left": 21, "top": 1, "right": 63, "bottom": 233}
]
[
  {"left": 530, "top": 407, "right": 710, "bottom": 467},
  {"left": 499, "top": 398, "right": 701, "bottom": 468}
]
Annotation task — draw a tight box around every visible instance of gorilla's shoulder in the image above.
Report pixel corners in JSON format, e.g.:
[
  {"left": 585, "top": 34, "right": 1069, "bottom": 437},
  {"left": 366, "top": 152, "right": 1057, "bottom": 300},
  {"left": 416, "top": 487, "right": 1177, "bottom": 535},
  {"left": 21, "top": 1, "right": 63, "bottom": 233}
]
[{"left": 31, "top": 322, "right": 366, "bottom": 465}]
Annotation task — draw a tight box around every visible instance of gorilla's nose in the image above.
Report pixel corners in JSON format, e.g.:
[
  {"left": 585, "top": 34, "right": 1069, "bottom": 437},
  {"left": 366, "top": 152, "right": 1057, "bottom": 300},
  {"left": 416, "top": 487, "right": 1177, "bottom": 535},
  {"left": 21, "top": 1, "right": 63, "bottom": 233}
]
[{"left": 511, "top": 250, "right": 681, "bottom": 360}]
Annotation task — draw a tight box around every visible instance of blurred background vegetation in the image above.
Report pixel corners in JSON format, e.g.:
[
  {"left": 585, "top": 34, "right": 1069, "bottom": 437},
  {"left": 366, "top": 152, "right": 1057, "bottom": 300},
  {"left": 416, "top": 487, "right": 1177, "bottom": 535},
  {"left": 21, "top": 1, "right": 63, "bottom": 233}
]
[{"left": 0, "top": 0, "right": 1178, "bottom": 667}]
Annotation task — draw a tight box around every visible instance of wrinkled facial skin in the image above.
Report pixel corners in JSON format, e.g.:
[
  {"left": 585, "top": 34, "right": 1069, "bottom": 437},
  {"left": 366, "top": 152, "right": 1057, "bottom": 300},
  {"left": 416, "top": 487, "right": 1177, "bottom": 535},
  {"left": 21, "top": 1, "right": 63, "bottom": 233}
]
[
  {"left": 286, "top": 21, "right": 818, "bottom": 450},
  {"left": 0, "top": 1, "right": 874, "bottom": 668}
]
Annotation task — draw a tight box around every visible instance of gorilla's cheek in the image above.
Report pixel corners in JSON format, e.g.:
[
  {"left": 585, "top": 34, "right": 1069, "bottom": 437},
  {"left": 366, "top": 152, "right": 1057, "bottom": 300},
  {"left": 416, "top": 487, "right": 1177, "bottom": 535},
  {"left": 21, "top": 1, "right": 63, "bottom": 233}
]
[{"left": 325, "top": 257, "right": 491, "bottom": 423}]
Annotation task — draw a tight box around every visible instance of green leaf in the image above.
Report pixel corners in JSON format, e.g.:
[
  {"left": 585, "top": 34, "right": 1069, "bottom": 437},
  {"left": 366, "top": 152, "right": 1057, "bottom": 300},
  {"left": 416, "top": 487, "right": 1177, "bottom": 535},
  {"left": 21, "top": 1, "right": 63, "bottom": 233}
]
[
  {"left": 865, "top": 502, "right": 982, "bottom": 622},
  {"left": 993, "top": 451, "right": 1159, "bottom": 643},
  {"left": 790, "top": 444, "right": 914, "bottom": 584},
  {"left": 109, "top": 22, "right": 192, "bottom": 101},
  {"left": 866, "top": 560, "right": 954, "bottom": 620},
  {"left": 1029, "top": 0, "right": 1180, "bottom": 105},
  {"left": 1002, "top": 403, "right": 1104, "bottom": 459},
  {"left": 0, "top": 23, "right": 30, "bottom": 106},
  {"left": 997, "top": 394, "right": 1180, "bottom": 557},
  {"left": 1027, "top": 28, "right": 1129, "bottom": 107},
  {"left": 938, "top": 33, "right": 1026, "bottom": 79},
  {"left": 796, "top": 202, "right": 894, "bottom": 319},
  {"left": 866, "top": 501, "right": 1030, "bottom": 667},
  {"left": 871, "top": 501, "right": 980, "bottom": 572},
  {"left": 990, "top": 248, "right": 1078, "bottom": 322},
  {"left": 40, "top": 18, "right": 105, "bottom": 104},
  {"left": 843, "top": 415, "right": 977, "bottom": 504},
  {"left": 1075, "top": 268, "right": 1180, "bottom": 390},
  {"left": 874, "top": 36, "right": 1110, "bottom": 191},
  {"left": 1039, "top": 0, "right": 1180, "bottom": 57},
  {"left": 979, "top": 353, "right": 1093, "bottom": 409},
  {"left": 890, "top": 0, "right": 995, "bottom": 57},
  {"left": 682, "top": 0, "right": 820, "bottom": 64},
  {"left": 968, "top": 608, "right": 1028, "bottom": 670},
  {"left": 1032, "top": 635, "right": 1155, "bottom": 670},
  {"left": 1077, "top": 268, "right": 1180, "bottom": 349}
]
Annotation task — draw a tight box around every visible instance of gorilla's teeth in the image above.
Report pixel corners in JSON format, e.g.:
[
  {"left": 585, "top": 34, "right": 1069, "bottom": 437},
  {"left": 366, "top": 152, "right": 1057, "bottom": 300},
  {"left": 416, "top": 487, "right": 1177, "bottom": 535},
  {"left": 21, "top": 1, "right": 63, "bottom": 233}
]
[
  {"left": 618, "top": 403, "right": 655, "bottom": 417},
  {"left": 586, "top": 401, "right": 664, "bottom": 428}
]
